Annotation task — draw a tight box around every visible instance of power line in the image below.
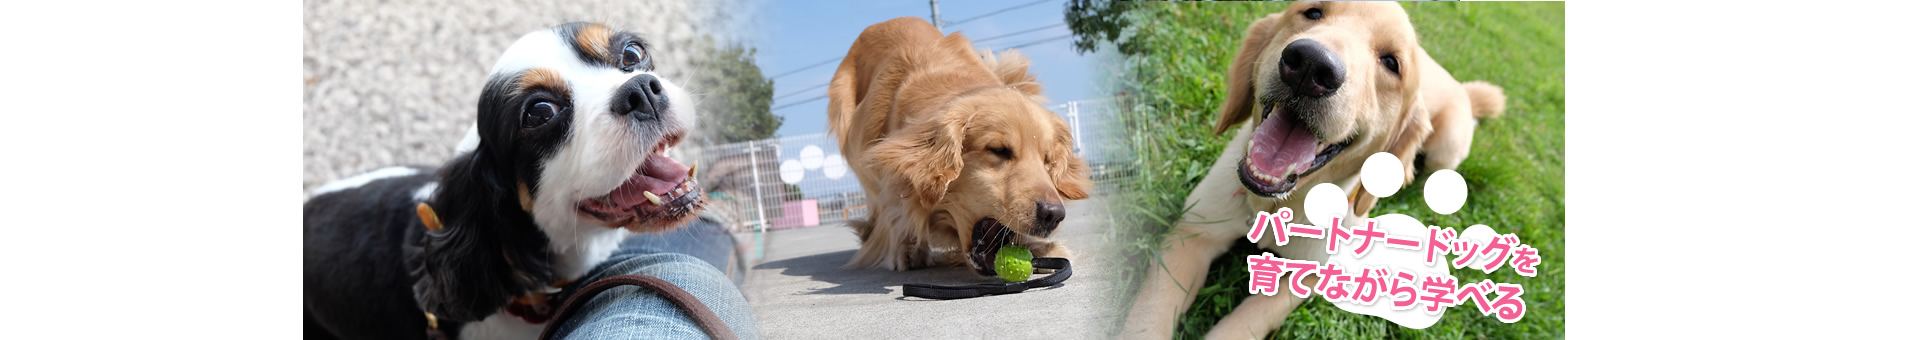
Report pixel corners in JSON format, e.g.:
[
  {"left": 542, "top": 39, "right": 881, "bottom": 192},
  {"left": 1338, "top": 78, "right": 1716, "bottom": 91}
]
[
  {"left": 970, "top": 23, "right": 1065, "bottom": 44},
  {"left": 770, "top": 1, "right": 1055, "bottom": 82},
  {"left": 774, "top": 82, "right": 831, "bottom": 101},
  {"left": 996, "top": 34, "right": 1074, "bottom": 50},
  {"left": 772, "top": 29, "right": 1064, "bottom": 108},
  {"left": 773, "top": 36, "right": 1065, "bottom": 113},
  {"left": 944, "top": 0, "right": 1052, "bottom": 27},
  {"left": 768, "top": 57, "right": 843, "bottom": 80},
  {"left": 773, "top": 95, "right": 829, "bottom": 111},
  {"left": 769, "top": 1, "right": 1060, "bottom": 104}
]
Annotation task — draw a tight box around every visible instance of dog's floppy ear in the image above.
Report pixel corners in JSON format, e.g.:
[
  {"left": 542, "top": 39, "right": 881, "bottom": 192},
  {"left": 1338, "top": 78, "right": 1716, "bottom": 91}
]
[
  {"left": 1214, "top": 14, "right": 1284, "bottom": 135},
  {"left": 1353, "top": 50, "right": 1432, "bottom": 219},
  {"left": 982, "top": 48, "right": 1045, "bottom": 100},
  {"left": 865, "top": 111, "right": 972, "bottom": 207},
  {"left": 1048, "top": 116, "right": 1093, "bottom": 200},
  {"left": 408, "top": 149, "right": 555, "bottom": 322}
]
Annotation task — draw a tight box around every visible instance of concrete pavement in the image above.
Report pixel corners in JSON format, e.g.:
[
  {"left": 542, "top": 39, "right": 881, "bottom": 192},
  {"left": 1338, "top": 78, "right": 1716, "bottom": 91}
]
[{"left": 742, "top": 197, "right": 1128, "bottom": 338}]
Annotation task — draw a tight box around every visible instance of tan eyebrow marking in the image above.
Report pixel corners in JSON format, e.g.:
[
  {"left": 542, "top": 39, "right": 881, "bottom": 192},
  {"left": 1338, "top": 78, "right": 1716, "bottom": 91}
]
[
  {"left": 517, "top": 67, "right": 569, "bottom": 98},
  {"left": 574, "top": 24, "right": 612, "bottom": 63}
]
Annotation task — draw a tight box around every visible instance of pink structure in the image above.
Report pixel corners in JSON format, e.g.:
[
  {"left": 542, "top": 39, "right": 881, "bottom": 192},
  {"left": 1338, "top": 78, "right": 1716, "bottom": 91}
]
[{"left": 770, "top": 199, "right": 820, "bottom": 229}]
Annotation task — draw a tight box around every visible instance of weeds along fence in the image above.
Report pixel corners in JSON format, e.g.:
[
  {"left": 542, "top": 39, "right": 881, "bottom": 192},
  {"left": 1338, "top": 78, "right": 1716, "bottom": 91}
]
[{"left": 682, "top": 99, "right": 1133, "bottom": 233}]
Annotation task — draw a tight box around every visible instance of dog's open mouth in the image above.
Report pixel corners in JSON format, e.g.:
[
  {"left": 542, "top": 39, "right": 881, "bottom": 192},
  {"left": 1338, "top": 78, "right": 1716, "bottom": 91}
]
[
  {"left": 1239, "top": 102, "right": 1349, "bottom": 197},
  {"left": 578, "top": 133, "right": 704, "bottom": 229},
  {"left": 967, "top": 218, "right": 1017, "bottom": 277}
]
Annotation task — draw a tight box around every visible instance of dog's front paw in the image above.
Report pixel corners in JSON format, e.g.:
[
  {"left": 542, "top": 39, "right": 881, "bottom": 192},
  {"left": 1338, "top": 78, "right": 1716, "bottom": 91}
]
[{"left": 1020, "top": 240, "right": 1071, "bottom": 274}]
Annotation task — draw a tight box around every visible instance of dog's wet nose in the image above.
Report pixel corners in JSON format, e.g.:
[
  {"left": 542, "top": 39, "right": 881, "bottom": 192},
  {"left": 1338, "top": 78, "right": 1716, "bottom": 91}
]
[
  {"left": 1034, "top": 200, "right": 1066, "bottom": 235},
  {"left": 1280, "top": 39, "right": 1345, "bottom": 98},
  {"left": 615, "top": 74, "right": 668, "bottom": 119}
]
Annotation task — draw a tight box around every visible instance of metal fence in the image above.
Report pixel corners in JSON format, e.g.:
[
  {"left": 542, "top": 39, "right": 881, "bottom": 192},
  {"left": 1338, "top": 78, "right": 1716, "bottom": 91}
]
[{"left": 683, "top": 99, "right": 1132, "bottom": 233}]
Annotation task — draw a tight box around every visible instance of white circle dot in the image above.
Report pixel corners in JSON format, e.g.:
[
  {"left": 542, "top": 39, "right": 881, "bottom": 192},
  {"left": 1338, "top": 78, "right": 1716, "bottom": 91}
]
[
  {"left": 1303, "top": 183, "right": 1349, "bottom": 227},
  {"left": 779, "top": 159, "right": 805, "bottom": 184},
  {"left": 1425, "top": 169, "right": 1468, "bottom": 215},
  {"left": 822, "top": 154, "right": 848, "bottom": 180},
  {"left": 1360, "top": 152, "right": 1404, "bottom": 198},
  {"left": 800, "top": 145, "right": 825, "bottom": 170}
]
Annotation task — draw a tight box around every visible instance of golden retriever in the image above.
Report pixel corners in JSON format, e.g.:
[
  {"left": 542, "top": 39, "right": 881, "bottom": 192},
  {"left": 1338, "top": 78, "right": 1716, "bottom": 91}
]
[
  {"left": 826, "top": 17, "right": 1093, "bottom": 277},
  {"left": 1121, "top": 2, "right": 1506, "bottom": 338}
]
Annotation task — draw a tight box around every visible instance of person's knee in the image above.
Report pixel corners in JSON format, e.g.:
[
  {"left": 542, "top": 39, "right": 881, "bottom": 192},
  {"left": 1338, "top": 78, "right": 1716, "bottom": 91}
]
[{"left": 557, "top": 253, "right": 760, "bottom": 339}]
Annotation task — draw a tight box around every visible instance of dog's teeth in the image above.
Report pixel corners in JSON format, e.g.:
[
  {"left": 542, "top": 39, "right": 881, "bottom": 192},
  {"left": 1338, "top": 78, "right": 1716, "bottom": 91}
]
[
  {"left": 643, "top": 191, "right": 662, "bottom": 205},
  {"left": 597, "top": 196, "right": 612, "bottom": 206}
]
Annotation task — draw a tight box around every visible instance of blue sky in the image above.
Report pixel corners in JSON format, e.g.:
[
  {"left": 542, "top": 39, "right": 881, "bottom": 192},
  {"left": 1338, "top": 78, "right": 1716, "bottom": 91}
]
[
  {"left": 729, "top": 0, "right": 1113, "bottom": 198},
  {"left": 751, "top": 0, "right": 1097, "bottom": 138}
]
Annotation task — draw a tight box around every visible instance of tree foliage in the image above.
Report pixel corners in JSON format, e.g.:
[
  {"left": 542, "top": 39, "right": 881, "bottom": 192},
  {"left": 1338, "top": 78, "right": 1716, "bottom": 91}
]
[
  {"left": 684, "top": 36, "right": 781, "bottom": 146},
  {"left": 1064, "top": 0, "right": 1142, "bottom": 56}
]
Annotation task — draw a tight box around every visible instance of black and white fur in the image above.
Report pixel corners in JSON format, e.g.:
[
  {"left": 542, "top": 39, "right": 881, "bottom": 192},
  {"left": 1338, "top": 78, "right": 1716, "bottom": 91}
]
[{"left": 304, "top": 22, "right": 702, "bottom": 339}]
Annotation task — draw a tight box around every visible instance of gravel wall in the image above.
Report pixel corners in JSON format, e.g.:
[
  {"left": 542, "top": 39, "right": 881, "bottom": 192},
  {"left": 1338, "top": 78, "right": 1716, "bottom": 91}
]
[{"left": 303, "top": 0, "right": 760, "bottom": 196}]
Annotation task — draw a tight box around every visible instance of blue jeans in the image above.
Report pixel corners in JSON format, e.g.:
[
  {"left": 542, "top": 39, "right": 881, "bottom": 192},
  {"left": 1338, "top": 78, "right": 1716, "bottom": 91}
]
[{"left": 549, "top": 218, "right": 760, "bottom": 339}]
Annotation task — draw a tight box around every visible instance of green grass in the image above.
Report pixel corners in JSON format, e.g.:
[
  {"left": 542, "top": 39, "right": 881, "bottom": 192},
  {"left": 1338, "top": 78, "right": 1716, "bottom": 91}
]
[{"left": 1104, "top": 2, "right": 1564, "bottom": 339}]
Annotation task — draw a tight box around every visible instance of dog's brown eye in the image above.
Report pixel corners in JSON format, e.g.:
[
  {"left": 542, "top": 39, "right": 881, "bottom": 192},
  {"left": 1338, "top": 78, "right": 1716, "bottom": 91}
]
[
  {"left": 1304, "top": 8, "right": 1323, "bottom": 20},
  {"left": 1380, "top": 55, "right": 1401, "bottom": 75},
  {"left": 620, "top": 43, "right": 647, "bottom": 71},
  {"left": 988, "top": 146, "right": 1013, "bottom": 159},
  {"left": 523, "top": 101, "right": 558, "bottom": 128}
]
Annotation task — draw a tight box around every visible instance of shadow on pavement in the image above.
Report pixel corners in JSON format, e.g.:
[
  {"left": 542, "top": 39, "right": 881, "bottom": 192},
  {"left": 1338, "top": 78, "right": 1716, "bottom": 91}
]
[{"left": 753, "top": 249, "right": 1018, "bottom": 296}]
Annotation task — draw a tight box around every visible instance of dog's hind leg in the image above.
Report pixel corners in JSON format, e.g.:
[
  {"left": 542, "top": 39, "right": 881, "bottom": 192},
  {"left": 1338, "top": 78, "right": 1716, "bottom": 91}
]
[{"left": 1204, "top": 275, "right": 1316, "bottom": 340}]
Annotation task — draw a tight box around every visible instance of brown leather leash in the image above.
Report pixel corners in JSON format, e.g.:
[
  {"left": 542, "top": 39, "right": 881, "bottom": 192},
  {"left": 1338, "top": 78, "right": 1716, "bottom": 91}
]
[{"left": 536, "top": 274, "right": 740, "bottom": 340}]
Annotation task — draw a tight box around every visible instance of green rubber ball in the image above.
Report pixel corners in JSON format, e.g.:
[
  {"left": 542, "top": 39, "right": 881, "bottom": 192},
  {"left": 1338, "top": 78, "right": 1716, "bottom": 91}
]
[{"left": 995, "top": 244, "right": 1034, "bottom": 282}]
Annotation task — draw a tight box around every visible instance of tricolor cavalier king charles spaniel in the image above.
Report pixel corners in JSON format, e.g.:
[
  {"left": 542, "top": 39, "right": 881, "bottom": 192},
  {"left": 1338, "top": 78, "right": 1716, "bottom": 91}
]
[{"left": 304, "top": 22, "right": 704, "bottom": 339}]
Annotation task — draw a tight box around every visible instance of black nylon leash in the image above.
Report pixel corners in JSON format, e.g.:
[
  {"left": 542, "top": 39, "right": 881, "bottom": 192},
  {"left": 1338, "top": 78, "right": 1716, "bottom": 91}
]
[{"left": 901, "top": 257, "right": 1071, "bottom": 300}]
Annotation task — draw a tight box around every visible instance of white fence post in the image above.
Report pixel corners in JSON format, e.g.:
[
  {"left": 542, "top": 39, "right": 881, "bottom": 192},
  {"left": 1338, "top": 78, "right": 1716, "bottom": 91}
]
[
  {"left": 747, "top": 143, "right": 769, "bottom": 234},
  {"left": 1069, "top": 101, "right": 1084, "bottom": 153}
]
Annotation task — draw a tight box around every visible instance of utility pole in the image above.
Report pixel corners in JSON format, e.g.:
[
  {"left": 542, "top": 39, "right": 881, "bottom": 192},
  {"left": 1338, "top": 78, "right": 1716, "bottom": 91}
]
[{"left": 929, "top": 0, "right": 943, "bottom": 31}]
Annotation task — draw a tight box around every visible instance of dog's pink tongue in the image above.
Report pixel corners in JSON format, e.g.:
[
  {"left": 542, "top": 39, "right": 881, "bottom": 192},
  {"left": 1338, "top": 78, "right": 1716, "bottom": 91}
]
[
  {"left": 1250, "top": 114, "right": 1317, "bottom": 176},
  {"left": 607, "top": 154, "right": 689, "bottom": 207}
]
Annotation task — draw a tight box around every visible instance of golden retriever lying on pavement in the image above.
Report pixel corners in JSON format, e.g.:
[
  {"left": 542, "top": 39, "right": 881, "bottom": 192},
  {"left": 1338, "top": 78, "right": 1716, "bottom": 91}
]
[
  {"left": 1122, "top": 2, "right": 1506, "bottom": 338},
  {"left": 826, "top": 17, "right": 1093, "bottom": 277}
]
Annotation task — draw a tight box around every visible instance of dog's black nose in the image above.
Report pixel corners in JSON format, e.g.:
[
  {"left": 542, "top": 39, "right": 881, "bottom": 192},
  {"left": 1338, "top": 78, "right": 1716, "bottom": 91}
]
[
  {"left": 1034, "top": 201, "right": 1066, "bottom": 236},
  {"left": 1279, "top": 39, "right": 1345, "bottom": 98},
  {"left": 614, "top": 74, "right": 668, "bottom": 119}
]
